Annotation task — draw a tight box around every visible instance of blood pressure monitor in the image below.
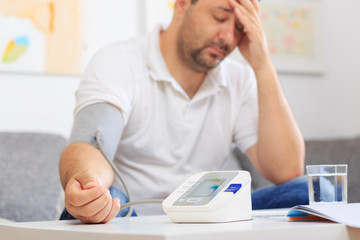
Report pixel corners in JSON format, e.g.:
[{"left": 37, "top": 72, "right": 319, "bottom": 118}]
[{"left": 162, "top": 171, "right": 252, "bottom": 223}]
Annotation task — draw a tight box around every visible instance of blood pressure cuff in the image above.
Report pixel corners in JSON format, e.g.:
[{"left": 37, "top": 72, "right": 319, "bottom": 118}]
[{"left": 68, "top": 102, "right": 124, "bottom": 161}]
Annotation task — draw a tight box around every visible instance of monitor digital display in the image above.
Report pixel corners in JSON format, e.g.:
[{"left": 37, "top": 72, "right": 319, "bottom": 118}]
[{"left": 189, "top": 178, "right": 225, "bottom": 197}]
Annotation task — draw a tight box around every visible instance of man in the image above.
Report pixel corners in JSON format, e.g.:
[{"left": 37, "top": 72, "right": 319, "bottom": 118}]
[{"left": 59, "top": 0, "right": 307, "bottom": 224}]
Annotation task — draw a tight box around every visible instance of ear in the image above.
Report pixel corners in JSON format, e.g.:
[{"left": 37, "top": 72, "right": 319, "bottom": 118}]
[{"left": 174, "top": 0, "right": 191, "bottom": 16}]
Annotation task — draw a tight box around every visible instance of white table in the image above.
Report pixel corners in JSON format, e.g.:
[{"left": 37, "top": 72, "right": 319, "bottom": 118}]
[{"left": 1, "top": 210, "right": 360, "bottom": 240}]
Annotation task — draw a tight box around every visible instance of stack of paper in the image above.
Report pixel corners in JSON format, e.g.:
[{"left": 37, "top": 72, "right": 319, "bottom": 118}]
[{"left": 287, "top": 203, "right": 360, "bottom": 228}]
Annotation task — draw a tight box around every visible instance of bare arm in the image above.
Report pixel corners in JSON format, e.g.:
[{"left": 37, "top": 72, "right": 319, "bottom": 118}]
[
  {"left": 230, "top": 0, "right": 305, "bottom": 184},
  {"left": 59, "top": 142, "right": 120, "bottom": 223},
  {"left": 246, "top": 62, "right": 305, "bottom": 184},
  {"left": 59, "top": 142, "right": 115, "bottom": 190},
  {"left": 59, "top": 103, "right": 124, "bottom": 223}
]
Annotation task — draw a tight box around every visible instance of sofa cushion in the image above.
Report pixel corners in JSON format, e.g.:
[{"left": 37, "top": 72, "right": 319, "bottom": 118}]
[{"left": 0, "top": 132, "right": 66, "bottom": 222}]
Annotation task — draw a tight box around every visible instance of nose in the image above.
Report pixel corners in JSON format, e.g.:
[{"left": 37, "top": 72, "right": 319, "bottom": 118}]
[{"left": 218, "top": 21, "right": 237, "bottom": 45}]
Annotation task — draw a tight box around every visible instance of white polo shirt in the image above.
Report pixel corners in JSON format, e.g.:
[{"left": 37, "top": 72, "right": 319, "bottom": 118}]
[{"left": 75, "top": 25, "right": 259, "bottom": 215}]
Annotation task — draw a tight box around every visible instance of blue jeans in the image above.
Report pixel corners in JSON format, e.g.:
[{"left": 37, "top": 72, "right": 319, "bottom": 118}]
[
  {"left": 60, "top": 176, "right": 308, "bottom": 220},
  {"left": 252, "top": 175, "right": 309, "bottom": 209}
]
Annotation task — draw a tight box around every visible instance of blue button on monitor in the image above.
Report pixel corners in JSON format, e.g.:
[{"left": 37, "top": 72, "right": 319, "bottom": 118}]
[{"left": 224, "top": 184, "right": 242, "bottom": 194}]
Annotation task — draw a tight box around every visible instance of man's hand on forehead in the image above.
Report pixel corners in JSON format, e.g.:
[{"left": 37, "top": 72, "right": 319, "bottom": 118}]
[
  {"left": 228, "top": 0, "right": 269, "bottom": 69},
  {"left": 228, "top": 0, "right": 261, "bottom": 34}
]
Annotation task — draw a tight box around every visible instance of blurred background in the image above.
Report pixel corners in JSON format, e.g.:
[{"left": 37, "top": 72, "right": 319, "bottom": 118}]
[{"left": 0, "top": 0, "right": 359, "bottom": 141}]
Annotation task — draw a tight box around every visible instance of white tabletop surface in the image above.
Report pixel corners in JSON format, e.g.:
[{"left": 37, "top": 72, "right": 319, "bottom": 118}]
[{"left": 1, "top": 210, "right": 360, "bottom": 240}]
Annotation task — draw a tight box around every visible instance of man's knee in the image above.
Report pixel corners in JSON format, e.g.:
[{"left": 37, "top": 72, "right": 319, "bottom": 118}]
[{"left": 251, "top": 175, "right": 309, "bottom": 209}]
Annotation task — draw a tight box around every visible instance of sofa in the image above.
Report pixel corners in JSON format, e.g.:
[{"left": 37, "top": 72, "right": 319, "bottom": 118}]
[
  {"left": 0, "top": 132, "right": 359, "bottom": 222},
  {"left": 0, "top": 132, "right": 66, "bottom": 222}
]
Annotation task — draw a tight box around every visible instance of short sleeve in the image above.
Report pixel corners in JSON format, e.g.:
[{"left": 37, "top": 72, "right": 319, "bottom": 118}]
[
  {"left": 233, "top": 67, "right": 259, "bottom": 153},
  {"left": 75, "top": 44, "right": 135, "bottom": 125}
]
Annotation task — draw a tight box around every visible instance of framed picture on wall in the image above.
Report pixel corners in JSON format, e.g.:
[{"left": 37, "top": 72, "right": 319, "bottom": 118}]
[
  {"left": 0, "top": 0, "right": 139, "bottom": 75},
  {"left": 0, "top": 0, "right": 84, "bottom": 75},
  {"left": 260, "top": 0, "right": 324, "bottom": 74}
]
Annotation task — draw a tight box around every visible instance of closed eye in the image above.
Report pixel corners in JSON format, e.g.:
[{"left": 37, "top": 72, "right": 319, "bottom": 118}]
[{"left": 214, "top": 16, "right": 227, "bottom": 23}]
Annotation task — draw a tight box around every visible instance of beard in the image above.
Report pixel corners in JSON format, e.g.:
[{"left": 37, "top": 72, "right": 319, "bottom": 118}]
[{"left": 176, "top": 20, "right": 230, "bottom": 73}]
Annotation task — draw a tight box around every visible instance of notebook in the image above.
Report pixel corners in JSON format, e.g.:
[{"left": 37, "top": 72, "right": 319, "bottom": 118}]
[{"left": 287, "top": 203, "right": 360, "bottom": 228}]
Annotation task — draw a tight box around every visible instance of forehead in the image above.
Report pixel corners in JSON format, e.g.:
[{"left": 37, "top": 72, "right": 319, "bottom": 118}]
[{"left": 195, "top": 0, "right": 232, "bottom": 12}]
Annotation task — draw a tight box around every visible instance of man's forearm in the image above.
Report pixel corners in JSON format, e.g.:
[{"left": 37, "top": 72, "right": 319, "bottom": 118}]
[
  {"left": 253, "top": 60, "right": 305, "bottom": 183},
  {"left": 59, "top": 142, "right": 115, "bottom": 190}
]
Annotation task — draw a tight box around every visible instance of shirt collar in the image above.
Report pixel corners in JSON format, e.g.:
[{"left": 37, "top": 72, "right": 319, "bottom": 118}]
[
  {"left": 206, "top": 61, "right": 228, "bottom": 88},
  {"left": 147, "top": 25, "right": 173, "bottom": 83}
]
